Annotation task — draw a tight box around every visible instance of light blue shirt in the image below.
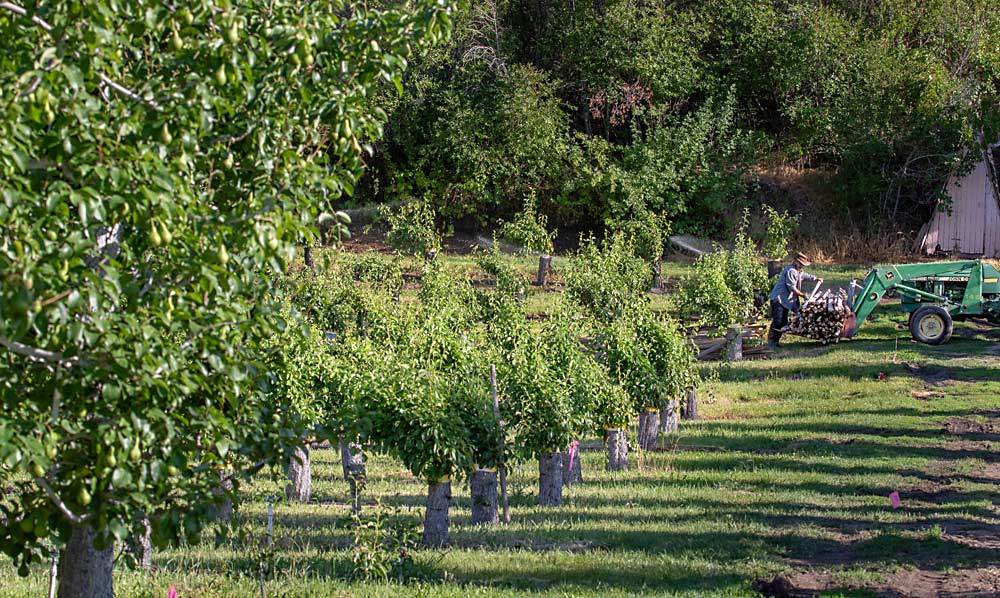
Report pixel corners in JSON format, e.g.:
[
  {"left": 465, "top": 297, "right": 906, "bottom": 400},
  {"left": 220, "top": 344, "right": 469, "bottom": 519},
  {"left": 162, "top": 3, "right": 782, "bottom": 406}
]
[{"left": 769, "top": 265, "right": 817, "bottom": 312}]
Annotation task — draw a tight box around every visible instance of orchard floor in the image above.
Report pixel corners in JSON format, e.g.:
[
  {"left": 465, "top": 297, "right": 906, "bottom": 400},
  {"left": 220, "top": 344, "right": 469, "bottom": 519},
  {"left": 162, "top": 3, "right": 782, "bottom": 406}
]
[{"left": 4, "top": 288, "right": 1000, "bottom": 597}]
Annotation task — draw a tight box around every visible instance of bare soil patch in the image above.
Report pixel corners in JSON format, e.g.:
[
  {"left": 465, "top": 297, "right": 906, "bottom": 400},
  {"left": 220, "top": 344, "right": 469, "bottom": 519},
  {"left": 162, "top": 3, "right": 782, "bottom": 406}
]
[
  {"left": 757, "top": 567, "right": 1000, "bottom": 598},
  {"left": 904, "top": 363, "right": 954, "bottom": 385}
]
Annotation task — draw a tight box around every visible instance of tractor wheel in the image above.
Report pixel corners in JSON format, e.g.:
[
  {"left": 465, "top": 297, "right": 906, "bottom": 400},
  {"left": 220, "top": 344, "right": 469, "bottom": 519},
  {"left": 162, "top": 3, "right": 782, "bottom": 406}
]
[{"left": 909, "top": 305, "right": 953, "bottom": 345}]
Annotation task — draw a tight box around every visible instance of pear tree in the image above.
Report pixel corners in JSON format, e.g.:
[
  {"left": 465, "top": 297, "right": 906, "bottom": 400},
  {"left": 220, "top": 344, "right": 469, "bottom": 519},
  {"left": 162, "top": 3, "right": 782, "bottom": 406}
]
[{"left": 0, "top": 1, "right": 453, "bottom": 596}]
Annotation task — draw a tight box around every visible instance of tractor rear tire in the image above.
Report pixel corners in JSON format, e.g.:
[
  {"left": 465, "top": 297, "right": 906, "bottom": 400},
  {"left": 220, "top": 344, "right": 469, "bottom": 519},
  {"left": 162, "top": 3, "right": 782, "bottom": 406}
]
[{"left": 909, "top": 305, "right": 953, "bottom": 345}]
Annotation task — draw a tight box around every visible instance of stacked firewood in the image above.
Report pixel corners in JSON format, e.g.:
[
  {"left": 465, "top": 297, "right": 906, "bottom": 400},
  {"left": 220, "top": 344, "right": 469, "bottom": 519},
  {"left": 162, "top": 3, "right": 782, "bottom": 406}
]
[{"left": 787, "top": 291, "right": 851, "bottom": 344}]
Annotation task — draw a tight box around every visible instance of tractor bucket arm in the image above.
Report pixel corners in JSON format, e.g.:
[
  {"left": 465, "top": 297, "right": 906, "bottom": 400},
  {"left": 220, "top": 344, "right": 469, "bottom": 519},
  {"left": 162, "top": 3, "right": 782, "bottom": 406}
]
[
  {"left": 844, "top": 269, "right": 884, "bottom": 338},
  {"left": 844, "top": 260, "right": 979, "bottom": 338}
]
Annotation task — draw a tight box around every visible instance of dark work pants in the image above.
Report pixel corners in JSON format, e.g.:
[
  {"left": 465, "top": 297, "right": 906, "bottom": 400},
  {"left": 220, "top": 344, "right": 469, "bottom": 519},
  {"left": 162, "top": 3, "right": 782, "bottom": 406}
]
[{"left": 769, "top": 300, "right": 790, "bottom": 343}]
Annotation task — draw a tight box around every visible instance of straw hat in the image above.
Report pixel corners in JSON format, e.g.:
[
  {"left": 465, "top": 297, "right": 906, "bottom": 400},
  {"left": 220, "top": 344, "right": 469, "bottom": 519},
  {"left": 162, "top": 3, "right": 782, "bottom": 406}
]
[{"left": 793, "top": 252, "right": 811, "bottom": 267}]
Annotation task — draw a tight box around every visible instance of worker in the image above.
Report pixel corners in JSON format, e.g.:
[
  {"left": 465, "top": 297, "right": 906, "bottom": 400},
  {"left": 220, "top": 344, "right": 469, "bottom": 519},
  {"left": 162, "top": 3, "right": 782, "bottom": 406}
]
[{"left": 768, "top": 252, "right": 822, "bottom": 349}]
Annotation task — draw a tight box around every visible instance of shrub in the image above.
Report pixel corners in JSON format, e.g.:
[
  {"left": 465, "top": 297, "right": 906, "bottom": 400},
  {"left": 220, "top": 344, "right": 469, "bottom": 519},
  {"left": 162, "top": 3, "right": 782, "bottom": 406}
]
[
  {"left": 351, "top": 251, "right": 404, "bottom": 295},
  {"left": 382, "top": 202, "right": 441, "bottom": 258},
  {"left": 611, "top": 211, "right": 671, "bottom": 264},
  {"left": 599, "top": 308, "right": 698, "bottom": 411},
  {"left": 475, "top": 243, "right": 528, "bottom": 298}
]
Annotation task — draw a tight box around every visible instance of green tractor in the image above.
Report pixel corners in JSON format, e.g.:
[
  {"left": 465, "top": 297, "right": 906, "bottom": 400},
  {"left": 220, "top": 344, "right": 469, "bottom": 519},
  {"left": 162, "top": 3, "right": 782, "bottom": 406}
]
[{"left": 844, "top": 260, "right": 1000, "bottom": 345}]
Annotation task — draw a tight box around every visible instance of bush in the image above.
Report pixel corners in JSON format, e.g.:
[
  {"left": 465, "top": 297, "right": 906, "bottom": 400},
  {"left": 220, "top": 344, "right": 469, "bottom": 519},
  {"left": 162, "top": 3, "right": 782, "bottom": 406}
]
[
  {"left": 475, "top": 242, "right": 528, "bottom": 298},
  {"left": 382, "top": 202, "right": 441, "bottom": 258},
  {"left": 609, "top": 211, "right": 671, "bottom": 264},
  {"left": 599, "top": 307, "right": 698, "bottom": 411}
]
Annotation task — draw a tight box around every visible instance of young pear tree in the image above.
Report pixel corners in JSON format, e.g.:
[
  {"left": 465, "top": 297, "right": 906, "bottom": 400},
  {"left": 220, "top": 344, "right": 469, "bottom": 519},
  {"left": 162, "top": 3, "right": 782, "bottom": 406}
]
[
  {"left": 600, "top": 307, "right": 699, "bottom": 453},
  {"left": 0, "top": 1, "right": 453, "bottom": 596}
]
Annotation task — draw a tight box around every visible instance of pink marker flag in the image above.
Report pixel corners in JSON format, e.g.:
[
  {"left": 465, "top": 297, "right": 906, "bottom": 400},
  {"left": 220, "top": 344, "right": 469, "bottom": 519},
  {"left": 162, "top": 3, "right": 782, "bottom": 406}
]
[
  {"left": 889, "top": 491, "right": 901, "bottom": 509},
  {"left": 168, "top": 584, "right": 177, "bottom": 598}
]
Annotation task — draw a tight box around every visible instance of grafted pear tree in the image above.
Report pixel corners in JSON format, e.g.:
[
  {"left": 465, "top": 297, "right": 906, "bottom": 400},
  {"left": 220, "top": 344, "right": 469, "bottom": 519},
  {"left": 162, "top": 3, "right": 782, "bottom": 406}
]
[
  {"left": 540, "top": 306, "right": 630, "bottom": 484},
  {"left": 263, "top": 318, "right": 337, "bottom": 503},
  {"left": 600, "top": 308, "right": 699, "bottom": 453},
  {"left": 355, "top": 269, "right": 498, "bottom": 546},
  {"left": 0, "top": 1, "right": 453, "bottom": 596}
]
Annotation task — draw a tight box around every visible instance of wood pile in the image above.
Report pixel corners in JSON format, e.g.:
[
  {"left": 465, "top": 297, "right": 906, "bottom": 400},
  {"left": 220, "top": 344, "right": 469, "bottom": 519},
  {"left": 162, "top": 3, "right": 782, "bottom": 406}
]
[
  {"left": 787, "top": 291, "right": 850, "bottom": 344},
  {"left": 691, "top": 325, "right": 770, "bottom": 361}
]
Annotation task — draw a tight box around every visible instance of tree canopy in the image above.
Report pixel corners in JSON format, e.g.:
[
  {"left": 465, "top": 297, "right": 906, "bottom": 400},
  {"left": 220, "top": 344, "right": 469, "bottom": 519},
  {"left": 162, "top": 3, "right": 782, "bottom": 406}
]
[{"left": 361, "top": 0, "right": 1000, "bottom": 233}]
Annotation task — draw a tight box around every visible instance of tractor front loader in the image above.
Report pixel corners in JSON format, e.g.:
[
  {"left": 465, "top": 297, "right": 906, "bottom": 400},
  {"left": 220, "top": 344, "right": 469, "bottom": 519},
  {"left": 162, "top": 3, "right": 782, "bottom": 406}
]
[{"left": 843, "top": 260, "right": 1000, "bottom": 345}]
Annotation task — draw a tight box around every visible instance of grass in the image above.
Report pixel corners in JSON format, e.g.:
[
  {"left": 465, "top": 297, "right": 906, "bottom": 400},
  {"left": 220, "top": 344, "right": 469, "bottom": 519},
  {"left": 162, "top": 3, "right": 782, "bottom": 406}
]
[{"left": 3, "top": 261, "right": 998, "bottom": 597}]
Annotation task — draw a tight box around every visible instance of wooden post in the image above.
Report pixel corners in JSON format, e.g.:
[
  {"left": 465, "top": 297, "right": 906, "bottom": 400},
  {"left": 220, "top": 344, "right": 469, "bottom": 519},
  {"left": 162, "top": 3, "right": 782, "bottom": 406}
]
[
  {"left": 469, "top": 468, "right": 499, "bottom": 524},
  {"left": 537, "top": 451, "right": 564, "bottom": 506},
  {"left": 682, "top": 387, "right": 699, "bottom": 420},
  {"left": 490, "top": 365, "right": 510, "bottom": 523},
  {"left": 638, "top": 408, "right": 660, "bottom": 450},
  {"left": 651, "top": 260, "right": 662, "bottom": 290},
  {"left": 535, "top": 255, "right": 552, "bottom": 286},
  {"left": 604, "top": 428, "right": 628, "bottom": 471}
]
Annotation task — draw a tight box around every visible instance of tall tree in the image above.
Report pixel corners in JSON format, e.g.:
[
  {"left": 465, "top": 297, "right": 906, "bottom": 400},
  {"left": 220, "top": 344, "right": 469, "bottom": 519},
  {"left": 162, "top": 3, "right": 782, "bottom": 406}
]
[{"left": 0, "top": 1, "right": 453, "bottom": 596}]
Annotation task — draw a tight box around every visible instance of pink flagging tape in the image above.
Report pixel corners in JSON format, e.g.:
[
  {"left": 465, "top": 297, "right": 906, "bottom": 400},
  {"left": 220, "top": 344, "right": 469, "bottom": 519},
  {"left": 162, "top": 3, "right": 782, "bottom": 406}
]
[
  {"left": 168, "top": 584, "right": 177, "bottom": 598},
  {"left": 889, "top": 491, "right": 901, "bottom": 509}
]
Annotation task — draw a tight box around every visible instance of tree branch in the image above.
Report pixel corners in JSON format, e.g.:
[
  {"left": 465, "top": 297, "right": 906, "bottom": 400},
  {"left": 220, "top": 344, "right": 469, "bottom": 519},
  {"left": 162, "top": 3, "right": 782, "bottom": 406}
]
[
  {"left": 0, "top": 335, "right": 79, "bottom": 366},
  {"left": 34, "top": 477, "right": 89, "bottom": 525},
  {"left": 0, "top": 1, "right": 52, "bottom": 31}
]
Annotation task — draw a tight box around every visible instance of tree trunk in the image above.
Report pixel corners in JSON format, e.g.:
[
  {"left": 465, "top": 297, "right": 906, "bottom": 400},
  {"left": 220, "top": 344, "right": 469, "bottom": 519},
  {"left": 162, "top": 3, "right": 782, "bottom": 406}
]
[
  {"left": 133, "top": 517, "right": 152, "bottom": 570},
  {"left": 285, "top": 444, "right": 312, "bottom": 503},
  {"left": 726, "top": 325, "right": 743, "bottom": 361},
  {"left": 605, "top": 428, "right": 628, "bottom": 471},
  {"left": 683, "top": 387, "right": 699, "bottom": 420},
  {"left": 563, "top": 440, "right": 582, "bottom": 485},
  {"left": 57, "top": 525, "right": 113, "bottom": 598},
  {"left": 340, "top": 439, "right": 366, "bottom": 517},
  {"left": 304, "top": 245, "right": 314, "bottom": 270},
  {"left": 767, "top": 259, "right": 783, "bottom": 279},
  {"left": 535, "top": 255, "right": 552, "bottom": 286},
  {"left": 638, "top": 409, "right": 659, "bottom": 450},
  {"left": 213, "top": 471, "right": 233, "bottom": 522},
  {"left": 422, "top": 480, "right": 452, "bottom": 547},
  {"left": 538, "top": 451, "right": 563, "bottom": 506},
  {"left": 469, "top": 469, "right": 499, "bottom": 525},
  {"left": 659, "top": 400, "right": 679, "bottom": 434}
]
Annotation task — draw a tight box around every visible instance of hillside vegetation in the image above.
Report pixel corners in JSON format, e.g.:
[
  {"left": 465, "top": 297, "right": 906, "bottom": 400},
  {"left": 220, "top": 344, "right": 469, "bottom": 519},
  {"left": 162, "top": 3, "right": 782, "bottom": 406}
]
[{"left": 359, "top": 0, "right": 1000, "bottom": 238}]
